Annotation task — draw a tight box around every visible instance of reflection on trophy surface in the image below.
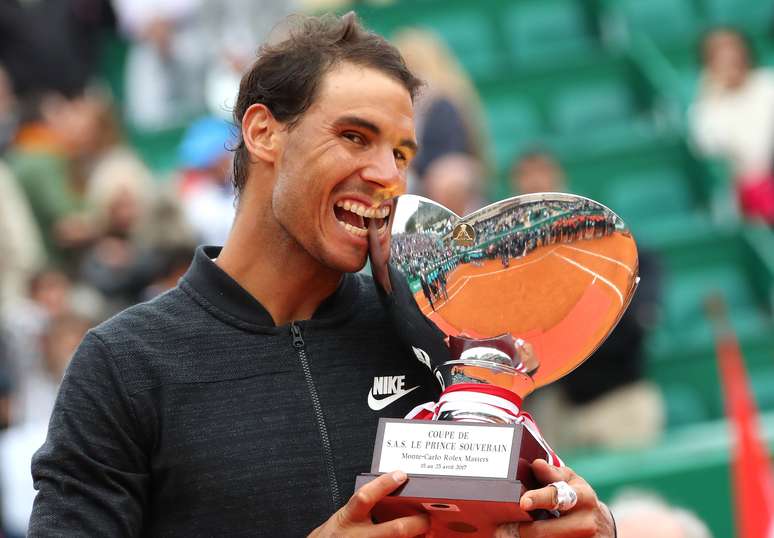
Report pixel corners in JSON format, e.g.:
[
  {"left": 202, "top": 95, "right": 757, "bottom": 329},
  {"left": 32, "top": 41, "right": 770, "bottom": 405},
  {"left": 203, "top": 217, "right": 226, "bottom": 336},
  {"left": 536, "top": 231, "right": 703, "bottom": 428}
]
[
  {"left": 373, "top": 192, "right": 639, "bottom": 411},
  {"left": 361, "top": 192, "right": 639, "bottom": 536}
]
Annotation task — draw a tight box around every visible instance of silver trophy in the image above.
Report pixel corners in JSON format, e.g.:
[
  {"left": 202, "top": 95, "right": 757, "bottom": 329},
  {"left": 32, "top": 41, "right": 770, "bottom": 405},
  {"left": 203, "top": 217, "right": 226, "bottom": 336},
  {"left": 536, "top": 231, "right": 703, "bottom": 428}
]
[
  {"left": 369, "top": 192, "right": 639, "bottom": 405},
  {"left": 358, "top": 193, "right": 639, "bottom": 536}
]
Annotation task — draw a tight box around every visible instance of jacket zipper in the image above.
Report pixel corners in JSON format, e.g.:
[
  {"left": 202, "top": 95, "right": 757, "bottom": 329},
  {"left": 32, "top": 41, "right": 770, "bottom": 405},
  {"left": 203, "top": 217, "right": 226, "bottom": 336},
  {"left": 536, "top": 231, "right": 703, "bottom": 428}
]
[{"left": 290, "top": 322, "right": 342, "bottom": 509}]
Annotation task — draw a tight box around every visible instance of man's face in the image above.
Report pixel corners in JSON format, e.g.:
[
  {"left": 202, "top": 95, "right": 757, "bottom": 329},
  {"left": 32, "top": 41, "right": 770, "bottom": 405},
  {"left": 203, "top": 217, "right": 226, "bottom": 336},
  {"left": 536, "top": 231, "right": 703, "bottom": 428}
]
[
  {"left": 705, "top": 31, "right": 750, "bottom": 89},
  {"left": 270, "top": 62, "right": 417, "bottom": 273},
  {"left": 511, "top": 154, "right": 565, "bottom": 195}
]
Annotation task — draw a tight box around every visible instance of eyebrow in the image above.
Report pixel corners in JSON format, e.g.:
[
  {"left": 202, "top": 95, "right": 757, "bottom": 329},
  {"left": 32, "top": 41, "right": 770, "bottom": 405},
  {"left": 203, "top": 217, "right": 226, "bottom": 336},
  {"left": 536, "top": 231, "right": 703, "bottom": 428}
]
[{"left": 334, "top": 115, "right": 419, "bottom": 154}]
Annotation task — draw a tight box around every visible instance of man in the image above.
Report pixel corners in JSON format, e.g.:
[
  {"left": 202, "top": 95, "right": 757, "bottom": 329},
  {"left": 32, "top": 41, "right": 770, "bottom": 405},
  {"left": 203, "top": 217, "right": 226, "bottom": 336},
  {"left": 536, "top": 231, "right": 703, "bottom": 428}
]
[
  {"left": 609, "top": 491, "right": 711, "bottom": 538},
  {"left": 690, "top": 27, "right": 774, "bottom": 226},
  {"left": 30, "top": 13, "right": 614, "bottom": 537}
]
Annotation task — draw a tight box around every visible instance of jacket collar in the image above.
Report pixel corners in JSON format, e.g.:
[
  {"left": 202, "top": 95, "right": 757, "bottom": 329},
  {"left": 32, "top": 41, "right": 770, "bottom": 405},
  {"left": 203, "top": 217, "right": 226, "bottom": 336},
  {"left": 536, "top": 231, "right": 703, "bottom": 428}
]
[{"left": 181, "top": 246, "right": 361, "bottom": 327}]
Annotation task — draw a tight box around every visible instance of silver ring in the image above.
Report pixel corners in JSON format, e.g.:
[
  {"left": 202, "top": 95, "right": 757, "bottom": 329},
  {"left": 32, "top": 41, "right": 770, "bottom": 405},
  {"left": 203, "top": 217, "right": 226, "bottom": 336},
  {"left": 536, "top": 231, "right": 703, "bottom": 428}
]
[{"left": 550, "top": 480, "right": 578, "bottom": 512}]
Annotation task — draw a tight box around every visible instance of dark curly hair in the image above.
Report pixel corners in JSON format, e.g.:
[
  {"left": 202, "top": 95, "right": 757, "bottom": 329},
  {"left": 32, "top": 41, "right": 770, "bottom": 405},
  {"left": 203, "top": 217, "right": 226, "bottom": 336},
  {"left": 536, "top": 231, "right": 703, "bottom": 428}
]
[{"left": 231, "top": 12, "right": 423, "bottom": 199}]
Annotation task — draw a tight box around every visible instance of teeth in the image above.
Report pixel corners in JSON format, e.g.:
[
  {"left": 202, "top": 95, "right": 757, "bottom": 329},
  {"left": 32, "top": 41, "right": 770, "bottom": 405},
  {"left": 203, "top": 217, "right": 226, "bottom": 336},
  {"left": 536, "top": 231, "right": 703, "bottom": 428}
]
[
  {"left": 337, "top": 219, "right": 368, "bottom": 237},
  {"left": 335, "top": 200, "right": 390, "bottom": 219}
]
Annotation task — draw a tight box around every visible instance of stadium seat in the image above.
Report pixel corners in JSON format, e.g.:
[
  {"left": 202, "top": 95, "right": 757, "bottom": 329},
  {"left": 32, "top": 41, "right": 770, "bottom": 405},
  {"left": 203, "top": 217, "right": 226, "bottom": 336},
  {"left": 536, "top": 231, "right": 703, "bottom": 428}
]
[
  {"left": 567, "top": 412, "right": 774, "bottom": 538},
  {"left": 550, "top": 80, "right": 634, "bottom": 134},
  {"left": 601, "top": 166, "right": 696, "bottom": 227},
  {"left": 751, "top": 368, "right": 774, "bottom": 412},
  {"left": 485, "top": 97, "right": 544, "bottom": 174},
  {"left": 411, "top": 10, "right": 501, "bottom": 80},
  {"left": 702, "top": 0, "right": 774, "bottom": 34},
  {"left": 649, "top": 262, "right": 771, "bottom": 359},
  {"left": 663, "top": 266, "right": 756, "bottom": 328},
  {"left": 615, "top": 0, "right": 700, "bottom": 46},
  {"left": 502, "top": 0, "right": 596, "bottom": 69},
  {"left": 661, "top": 383, "right": 711, "bottom": 427}
]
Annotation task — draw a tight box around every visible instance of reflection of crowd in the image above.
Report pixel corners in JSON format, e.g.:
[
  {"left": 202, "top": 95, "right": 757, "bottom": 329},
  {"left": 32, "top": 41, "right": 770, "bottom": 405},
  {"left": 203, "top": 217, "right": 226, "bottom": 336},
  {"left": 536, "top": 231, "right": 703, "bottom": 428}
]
[
  {"left": 472, "top": 198, "right": 615, "bottom": 266},
  {"left": 391, "top": 232, "right": 459, "bottom": 307},
  {"left": 391, "top": 232, "right": 448, "bottom": 275},
  {"left": 392, "top": 199, "right": 616, "bottom": 307}
]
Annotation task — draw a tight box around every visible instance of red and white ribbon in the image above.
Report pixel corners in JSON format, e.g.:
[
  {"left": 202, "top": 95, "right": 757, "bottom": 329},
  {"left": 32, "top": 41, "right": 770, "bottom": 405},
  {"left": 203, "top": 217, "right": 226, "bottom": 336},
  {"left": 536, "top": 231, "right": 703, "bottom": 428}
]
[{"left": 405, "top": 383, "right": 563, "bottom": 467}]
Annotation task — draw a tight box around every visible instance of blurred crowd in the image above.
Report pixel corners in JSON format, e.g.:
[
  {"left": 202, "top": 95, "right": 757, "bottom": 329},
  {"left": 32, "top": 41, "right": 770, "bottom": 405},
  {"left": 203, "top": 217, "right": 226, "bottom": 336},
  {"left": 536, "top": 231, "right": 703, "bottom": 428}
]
[
  {"left": 690, "top": 27, "right": 774, "bottom": 226},
  {"left": 1, "top": 0, "right": 770, "bottom": 535},
  {"left": 0, "top": 1, "right": 298, "bottom": 534}
]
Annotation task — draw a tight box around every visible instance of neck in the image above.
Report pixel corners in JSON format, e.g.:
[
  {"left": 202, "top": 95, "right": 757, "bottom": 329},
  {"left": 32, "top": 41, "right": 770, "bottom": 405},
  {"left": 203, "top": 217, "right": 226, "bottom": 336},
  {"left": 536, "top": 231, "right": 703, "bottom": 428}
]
[{"left": 216, "top": 200, "right": 342, "bottom": 326}]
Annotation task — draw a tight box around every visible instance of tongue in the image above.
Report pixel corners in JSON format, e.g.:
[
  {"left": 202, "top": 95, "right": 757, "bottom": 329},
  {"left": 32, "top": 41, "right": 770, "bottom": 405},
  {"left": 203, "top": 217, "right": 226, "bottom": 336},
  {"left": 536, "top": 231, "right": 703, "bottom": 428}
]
[{"left": 334, "top": 206, "right": 365, "bottom": 228}]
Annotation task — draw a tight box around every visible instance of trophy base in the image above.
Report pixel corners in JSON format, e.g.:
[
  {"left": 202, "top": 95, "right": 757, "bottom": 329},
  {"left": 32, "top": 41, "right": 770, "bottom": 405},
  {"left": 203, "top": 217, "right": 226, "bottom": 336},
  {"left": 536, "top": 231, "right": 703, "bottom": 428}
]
[
  {"left": 355, "top": 418, "right": 554, "bottom": 536},
  {"left": 355, "top": 474, "right": 552, "bottom": 537}
]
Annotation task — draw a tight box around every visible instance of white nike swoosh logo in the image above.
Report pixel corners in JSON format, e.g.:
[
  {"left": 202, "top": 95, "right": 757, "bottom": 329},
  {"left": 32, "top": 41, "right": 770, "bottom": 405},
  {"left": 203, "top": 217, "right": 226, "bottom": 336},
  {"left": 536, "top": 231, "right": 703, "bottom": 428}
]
[{"left": 367, "top": 386, "right": 420, "bottom": 411}]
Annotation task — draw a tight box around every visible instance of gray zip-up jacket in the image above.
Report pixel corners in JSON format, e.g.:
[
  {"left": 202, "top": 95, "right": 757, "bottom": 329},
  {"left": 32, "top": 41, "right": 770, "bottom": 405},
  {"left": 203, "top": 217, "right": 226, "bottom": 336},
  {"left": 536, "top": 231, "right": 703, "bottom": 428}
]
[{"left": 29, "top": 246, "right": 439, "bottom": 537}]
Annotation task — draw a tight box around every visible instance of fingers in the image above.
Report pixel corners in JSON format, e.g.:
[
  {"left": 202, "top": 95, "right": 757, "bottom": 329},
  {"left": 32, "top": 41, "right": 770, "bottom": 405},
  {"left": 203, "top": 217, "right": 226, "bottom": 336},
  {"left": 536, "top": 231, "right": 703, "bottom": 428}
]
[
  {"left": 513, "top": 461, "right": 609, "bottom": 538},
  {"left": 341, "top": 471, "right": 408, "bottom": 523},
  {"left": 518, "top": 510, "right": 602, "bottom": 538},
  {"left": 371, "top": 513, "right": 431, "bottom": 538},
  {"left": 520, "top": 461, "right": 592, "bottom": 513},
  {"left": 531, "top": 459, "right": 575, "bottom": 485}
]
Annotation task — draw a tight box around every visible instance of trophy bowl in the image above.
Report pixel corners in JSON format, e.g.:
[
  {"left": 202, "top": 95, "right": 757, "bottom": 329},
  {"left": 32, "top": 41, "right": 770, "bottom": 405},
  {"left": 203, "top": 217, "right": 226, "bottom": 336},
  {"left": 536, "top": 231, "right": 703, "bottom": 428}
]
[{"left": 358, "top": 192, "right": 639, "bottom": 536}]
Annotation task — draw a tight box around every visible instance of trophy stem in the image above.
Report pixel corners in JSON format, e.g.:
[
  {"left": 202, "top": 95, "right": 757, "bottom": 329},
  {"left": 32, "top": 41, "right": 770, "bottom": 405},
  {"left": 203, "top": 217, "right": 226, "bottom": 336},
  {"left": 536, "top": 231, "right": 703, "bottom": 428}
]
[
  {"left": 437, "top": 409, "right": 517, "bottom": 425},
  {"left": 431, "top": 383, "right": 526, "bottom": 425}
]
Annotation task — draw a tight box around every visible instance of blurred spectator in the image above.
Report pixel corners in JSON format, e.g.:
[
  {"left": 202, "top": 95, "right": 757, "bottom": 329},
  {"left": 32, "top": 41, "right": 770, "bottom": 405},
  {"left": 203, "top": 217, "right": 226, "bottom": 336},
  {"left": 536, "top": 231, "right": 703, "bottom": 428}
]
[
  {"left": 0, "top": 63, "right": 18, "bottom": 153},
  {"left": 513, "top": 150, "right": 665, "bottom": 452},
  {"left": 392, "top": 29, "right": 489, "bottom": 187},
  {"left": 112, "top": 0, "right": 207, "bottom": 129},
  {"left": 112, "top": 0, "right": 294, "bottom": 128},
  {"left": 2, "top": 268, "right": 103, "bottom": 425},
  {"left": 141, "top": 246, "right": 195, "bottom": 300},
  {"left": 0, "top": 0, "right": 114, "bottom": 99},
  {"left": 6, "top": 90, "right": 103, "bottom": 264},
  {"left": 0, "top": 335, "right": 11, "bottom": 431},
  {"left": 8, "top": 86, "right": 157, "bottom": 272},
  {"left": 77, "top": 194, "right": 196, "bottom": 311},
  {"left": 690, "top": 28, "right": 774, "bottom": 226},
  {"left": 200, "top": 0, "right": 297, "bottom": 119},
  {"left": 0, "top": 161, "right": 45, "bottom": 309},
  {"left": 423, "top": 153, "right": 486, "bottom": 217},
  {"left": 177, "top": 116, "right": 236, "bottom": 245},
  {"left": 70, "top": 90, "right": 171, "bottom": 309},
  {"left": 610, "top": 491, "right": 712, "bottom": 538},
  {"left": 83, "top": 89, "right": 155, "bottom": 220},
  {"left": 0, "top": 312, "right": 92, "bottom": 538},
  {"left": 510, "top": 149, "right": 567, "bottom": 194}
]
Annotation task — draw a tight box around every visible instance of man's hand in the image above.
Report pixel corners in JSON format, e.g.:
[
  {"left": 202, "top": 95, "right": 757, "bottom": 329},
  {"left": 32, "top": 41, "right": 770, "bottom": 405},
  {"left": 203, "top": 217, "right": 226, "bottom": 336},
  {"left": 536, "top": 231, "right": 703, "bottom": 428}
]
[
  {"left": 496, "top": 459, "right": 615, "bottom": 538},
  {"left": 309, "top": 471, "right": 431, "bottom": 537}
]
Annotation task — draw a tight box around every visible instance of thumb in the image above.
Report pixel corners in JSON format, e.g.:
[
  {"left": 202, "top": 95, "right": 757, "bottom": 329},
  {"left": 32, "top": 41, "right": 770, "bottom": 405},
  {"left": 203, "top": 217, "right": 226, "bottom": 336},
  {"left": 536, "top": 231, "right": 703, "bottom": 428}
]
[{"left": 340, "top": 471, "right": 408, "bottom": 523}]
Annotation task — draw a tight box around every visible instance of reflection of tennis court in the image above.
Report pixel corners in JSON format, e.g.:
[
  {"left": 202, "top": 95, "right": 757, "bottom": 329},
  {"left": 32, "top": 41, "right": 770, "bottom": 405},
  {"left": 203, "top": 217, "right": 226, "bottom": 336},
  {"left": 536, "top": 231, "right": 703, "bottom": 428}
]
[{"left": 412, "top": 233, "right": 637, "bottom": 386}]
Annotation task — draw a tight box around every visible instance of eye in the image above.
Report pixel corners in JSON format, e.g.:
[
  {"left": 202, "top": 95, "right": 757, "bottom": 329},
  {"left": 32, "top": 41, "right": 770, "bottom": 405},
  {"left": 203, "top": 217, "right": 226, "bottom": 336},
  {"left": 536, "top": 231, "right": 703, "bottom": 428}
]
[
  {"left": 394, "top": 148, "right": 408, "bottom": 163},
  {"left": 342, "top": 131, "right": 366, "bottom": 145}
]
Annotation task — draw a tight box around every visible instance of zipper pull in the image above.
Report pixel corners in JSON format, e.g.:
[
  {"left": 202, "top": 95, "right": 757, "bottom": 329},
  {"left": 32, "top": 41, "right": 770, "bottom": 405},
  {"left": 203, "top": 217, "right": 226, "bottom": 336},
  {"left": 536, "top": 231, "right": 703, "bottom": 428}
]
[{"left": 290, "top": 322, "right": 305, "bottom": 349}]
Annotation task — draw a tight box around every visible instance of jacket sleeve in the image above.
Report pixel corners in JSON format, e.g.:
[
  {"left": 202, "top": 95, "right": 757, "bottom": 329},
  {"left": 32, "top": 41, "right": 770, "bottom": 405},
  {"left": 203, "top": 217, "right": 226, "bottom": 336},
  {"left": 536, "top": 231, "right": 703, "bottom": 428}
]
[{"left": 28, "top": 331, "right": 150, "bottom": 537}]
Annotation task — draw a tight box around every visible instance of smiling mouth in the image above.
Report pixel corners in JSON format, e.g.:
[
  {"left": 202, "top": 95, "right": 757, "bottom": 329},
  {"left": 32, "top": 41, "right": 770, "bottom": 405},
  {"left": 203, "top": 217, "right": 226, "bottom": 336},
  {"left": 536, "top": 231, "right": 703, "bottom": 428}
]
[{"left": 334, "top": 200, "right": 390, "bottom": 237}]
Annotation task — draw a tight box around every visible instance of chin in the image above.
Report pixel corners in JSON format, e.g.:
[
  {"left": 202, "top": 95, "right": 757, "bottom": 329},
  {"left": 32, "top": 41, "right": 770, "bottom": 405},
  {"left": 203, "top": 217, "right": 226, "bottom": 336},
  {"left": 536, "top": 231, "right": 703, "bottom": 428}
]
[
  {"left": 324, "top": 251, "right": 368, "bottom": 274},
  {"left": 337, "top": 257, "right": 368, "bottom": 274}
]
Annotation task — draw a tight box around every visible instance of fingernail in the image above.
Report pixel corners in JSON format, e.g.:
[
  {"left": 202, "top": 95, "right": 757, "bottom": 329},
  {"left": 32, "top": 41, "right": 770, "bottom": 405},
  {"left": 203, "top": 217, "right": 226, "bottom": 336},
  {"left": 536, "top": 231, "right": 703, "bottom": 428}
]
[
  {"left": 391, "top": 470, "right": 407, "bottom": 483},
  {"left": 521, "top": 496, "right": 533, "bottom": 510}
]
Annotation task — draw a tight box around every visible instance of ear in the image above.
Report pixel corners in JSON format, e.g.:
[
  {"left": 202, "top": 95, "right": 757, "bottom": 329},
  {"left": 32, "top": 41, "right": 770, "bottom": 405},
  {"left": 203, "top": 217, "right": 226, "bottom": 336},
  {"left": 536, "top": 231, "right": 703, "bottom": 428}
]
[{"left": 241, "top": 103, "right": 284, "bottom": 164}]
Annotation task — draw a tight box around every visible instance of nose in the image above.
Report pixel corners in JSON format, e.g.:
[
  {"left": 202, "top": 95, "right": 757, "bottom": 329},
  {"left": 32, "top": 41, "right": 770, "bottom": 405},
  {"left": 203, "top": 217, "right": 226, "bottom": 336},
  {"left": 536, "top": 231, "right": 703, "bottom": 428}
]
[{"left": 360, "top": 145, "right": 404, "bottom": 192}]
